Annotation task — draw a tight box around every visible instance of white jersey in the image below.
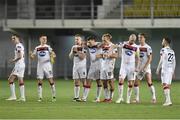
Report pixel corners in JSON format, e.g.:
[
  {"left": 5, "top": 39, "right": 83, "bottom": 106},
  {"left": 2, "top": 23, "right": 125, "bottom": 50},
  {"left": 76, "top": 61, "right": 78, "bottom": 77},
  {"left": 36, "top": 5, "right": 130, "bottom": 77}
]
[
  {"left": 87, "top": 44, "right": 101, "bottom": 67},
  {"left": 101, "top": 43, "right": 117, "bottom": 70},
  {"left": 15, "top": 43, "right": 25, "bottom": 65},
  {"left": 160, "top": 46, "right": 176, "bottom": 72},
  {"left": 120, "top": 41, "right": 139, "bottom": 66},
  {"left": 139, "top": 43, "right": 152, "bottom": 70},
  {"left": 33, "top": 44, "right": 52, "bottom": 65},
  {"left": 72, "top": 45, "right": 87, "bottom": 67}
]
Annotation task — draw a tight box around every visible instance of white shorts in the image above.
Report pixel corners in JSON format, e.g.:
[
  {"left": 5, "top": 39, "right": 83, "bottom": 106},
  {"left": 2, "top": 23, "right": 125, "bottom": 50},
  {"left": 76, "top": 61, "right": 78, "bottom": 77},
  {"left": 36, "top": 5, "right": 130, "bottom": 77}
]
[
  {"left": 37, "top": 63, "right": 53, "bottom": 79},
  {"left": 100, "top": 66, "right": 114, "bottom": 80},
  {"left": 87, "top": 65, "right": 100, "bottom": 80},
  {"left": 73, "top": 65, "right": 87, "bottom": 80},
  {"left": 161, "top": 70, "right": 173, "bottom": 85},
  {"left": 11, "top": 63, "right": 25, "bottom": 78},
  {"left": 119, "top": 65, "right": 135, "bottom": 81},
  {"left": 136, "top": 68, "right": 151, "bottom": 80}
]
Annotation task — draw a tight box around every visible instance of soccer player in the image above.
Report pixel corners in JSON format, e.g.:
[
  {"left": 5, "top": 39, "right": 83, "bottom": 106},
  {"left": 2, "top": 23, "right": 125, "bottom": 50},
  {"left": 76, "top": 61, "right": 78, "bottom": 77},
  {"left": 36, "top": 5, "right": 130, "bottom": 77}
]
[
  {"left": 30, "top": 35, "right": 56, "bottom": 102},
  {"left": 116, "top": 34, "right": 139, "bottom": 104},
  {"left": 133, "top": 33, "right": 156, "bottom": 103},
  {"left": 83, "top": 36, "right": 102, "bottom": 102},
  {"left": 97, "top": 33, "right": 118, "bottom": 102},
  {"left": 156, "top": 37, "right": 176, "bottom": 106},
  {"left": 6, "top": 34, "right": 26, "bottom": 101},
  {"left": 69, "top": 34, "right": 87, "bottom": 102}
]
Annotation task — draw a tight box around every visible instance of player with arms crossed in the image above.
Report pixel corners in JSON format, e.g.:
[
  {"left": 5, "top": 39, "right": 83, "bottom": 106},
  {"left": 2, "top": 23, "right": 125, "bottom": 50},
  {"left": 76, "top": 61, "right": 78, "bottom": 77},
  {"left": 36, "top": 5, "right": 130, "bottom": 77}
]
[
  {"left": 69, "top": 34, "right": 87, "bottom": 102},
  {"left": 82, "top": 36, "right": 103, "bottom": 102},
  {"left": 116, "top": 34, "right": 139, "bottom": 104},
  {"left": 156, "top": 37, "right": 176, "bottom": 106},
  {"left": 97, "top": 33, "right": 118, "bottom": 102},
  {"left": 133, "top": 33, "right": 156, "bottom": 103},
  {"left": 6, "top": 34, "right": 26, "bottom": 102},
  {"left": 30, "top": 35, "right": 56, "bottom": 102}
]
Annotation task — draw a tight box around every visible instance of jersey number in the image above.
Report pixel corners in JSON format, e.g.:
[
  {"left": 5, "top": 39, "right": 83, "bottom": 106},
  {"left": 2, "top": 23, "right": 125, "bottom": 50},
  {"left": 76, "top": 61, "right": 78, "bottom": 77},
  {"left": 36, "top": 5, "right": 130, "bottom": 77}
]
[{"left": 168, "top": 53, "right": 174, "bottom": 62}]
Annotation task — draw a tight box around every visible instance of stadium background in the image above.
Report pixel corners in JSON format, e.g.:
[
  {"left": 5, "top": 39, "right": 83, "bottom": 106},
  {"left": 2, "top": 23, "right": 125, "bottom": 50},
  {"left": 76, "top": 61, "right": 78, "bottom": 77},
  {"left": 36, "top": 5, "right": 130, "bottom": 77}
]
[{"left": 0, "top": 0, "right": 179, "bottom": 80}]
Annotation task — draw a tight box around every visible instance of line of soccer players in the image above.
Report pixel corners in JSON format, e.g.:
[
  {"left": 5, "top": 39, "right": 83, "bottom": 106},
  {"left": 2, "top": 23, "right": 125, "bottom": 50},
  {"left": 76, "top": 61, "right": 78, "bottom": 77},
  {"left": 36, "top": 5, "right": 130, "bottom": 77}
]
[
  {"left": 69, "top": 33, "right": 176, "bottom": 106},
  {"left": 6, "top": 33, "right": 176, "bottom": 106}
]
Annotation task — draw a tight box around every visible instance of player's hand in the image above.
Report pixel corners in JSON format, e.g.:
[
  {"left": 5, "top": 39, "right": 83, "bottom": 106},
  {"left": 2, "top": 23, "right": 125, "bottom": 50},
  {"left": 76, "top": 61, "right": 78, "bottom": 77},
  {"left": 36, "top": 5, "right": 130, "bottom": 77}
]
[
  {"left": 73, "top": 47, "right": 78, "bottom": 53},
  {"left": 9, "top": 59, "right": 15, "bottom": 63},
  {"left": 155, "top": 69, "right": 159, "bottom": 75},
  {"left": 103, "top": 54, "right": 107, "bottom": 58},
  {"left": 96, "top": 54, "right": 103, "bottom": 58}
]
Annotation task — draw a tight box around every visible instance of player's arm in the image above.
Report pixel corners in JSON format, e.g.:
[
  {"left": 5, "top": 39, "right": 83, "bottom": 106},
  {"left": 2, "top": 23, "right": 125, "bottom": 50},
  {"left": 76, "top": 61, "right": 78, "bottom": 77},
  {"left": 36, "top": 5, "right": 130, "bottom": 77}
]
[
  {"left": 69, "top": 46, "right": 75, "bottom": 59},
  {"left": 156, "top": 56, "right": 162, "bottom": 75},
  {"left": 77, "top": 49, "right": 86, "bottom": 60},
  {"left": 10, "top": 50, "right": 23, "bottom": 63},
  {"left": 30, "top": 50, "right": 36, "bottom": 59},
  {"left": 135, "top": 49, "right": 140, "bottom": 72},
  {"left": 143, "top": 54, "right": 152, "bottom": 71}
]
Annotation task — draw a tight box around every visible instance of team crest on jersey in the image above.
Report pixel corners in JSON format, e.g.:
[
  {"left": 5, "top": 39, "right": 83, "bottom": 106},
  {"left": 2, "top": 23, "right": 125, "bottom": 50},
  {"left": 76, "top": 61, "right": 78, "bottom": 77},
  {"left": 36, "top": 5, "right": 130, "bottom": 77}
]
[
  {"left": 39, "top": 51, "right": 46, "bottom": 57},
  {"left": 125, "top": 50, "right": 133, "bottom": 56}
]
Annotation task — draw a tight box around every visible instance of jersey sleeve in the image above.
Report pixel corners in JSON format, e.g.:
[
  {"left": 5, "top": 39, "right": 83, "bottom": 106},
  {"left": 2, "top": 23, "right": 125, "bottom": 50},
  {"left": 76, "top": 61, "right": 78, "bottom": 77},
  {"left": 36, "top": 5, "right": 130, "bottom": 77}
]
[
  {"left": 160, "top": 48, "right": 164, "bottom": 56},
  {"left": 147, "top": 46, "right": 152, "bottom": 56},
  {"left": 48, "top": 45, "right": 53, "bottom": 53}
]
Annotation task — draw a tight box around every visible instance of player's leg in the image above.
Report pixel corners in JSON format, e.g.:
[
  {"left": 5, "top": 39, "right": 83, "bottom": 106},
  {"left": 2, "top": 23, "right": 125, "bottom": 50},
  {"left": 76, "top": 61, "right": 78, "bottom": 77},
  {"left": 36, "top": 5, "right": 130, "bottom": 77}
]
[
  {"left": 48, "top": 77, "right": 56, "bottom": 102},
  {"left": 161, "top": 71, "right": 172, "bottom": 106},
  {"left": 17, "top": 77, "right": 25, "bottom": 101},
  {"left": 102, "top": 80, "right": 109, "bottom": 102},
  {"left": 127, "top": 80, "right": 134, "bottom": 104},
  {"left": 94, "top": 79, "right": 102, "bottom": 102},
  {"left": 145, "top": 72, "right": 156, "bottom": 103},
  {"left": 116, "top": 69, "right": 126, "bottom": 103},
  {"left": 37, "top": 65, "right": 44, "bottom": 101},
  {"left": 81, "top": 78, "right": 90, "bottom": 102},
  {"left": 73, "top": 79, "right": 81, "bottom": 101},
  {"left": 6, "top": 74, "right": 17, "bottom": 100},
  {"left": 37, "top": 79, "right": 43, "bottom": 102},
  {"left": 162, "top": 83, "right": 172, "bottom": 106},
  {"left": 133, "top": 79, "right": 140, "bottom": 103},
  {"left": 108, "top": 79, "right": 115, "bottom": 101}
]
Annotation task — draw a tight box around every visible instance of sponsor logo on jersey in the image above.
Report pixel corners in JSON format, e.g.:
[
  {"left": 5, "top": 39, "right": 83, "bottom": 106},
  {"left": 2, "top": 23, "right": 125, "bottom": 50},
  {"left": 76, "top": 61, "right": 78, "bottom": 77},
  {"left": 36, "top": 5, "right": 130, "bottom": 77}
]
[
  {"left": 39, "top": 51, "right": 46, "bottom": 57},
  {"left": 140, "top": 52, "right": 144, "bottom": 58},
  {"left": 125, "top": 50, "right": 133, "bottom": 56},
  {"left": 90, "top": 48, "right": 96, "bottom": 53}
]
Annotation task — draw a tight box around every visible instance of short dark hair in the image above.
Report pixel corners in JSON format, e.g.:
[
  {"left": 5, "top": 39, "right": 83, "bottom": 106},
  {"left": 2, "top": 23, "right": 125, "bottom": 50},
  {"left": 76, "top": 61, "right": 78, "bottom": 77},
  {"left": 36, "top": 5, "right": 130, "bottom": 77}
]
[
  {"left": 40, "top": 34, "right": 47, "bottom": 38},
  {"left": 164, "top": 37, "right": 171, "bottom": 44},
  {"left": 139, "top": 33, "right": 146, "bottom": 38},
  {"left": 87, "top": 36, "right": 96, "bottom": 41},
  {"left": 12, "top": 34, "right": 20, "bottom": 39}
]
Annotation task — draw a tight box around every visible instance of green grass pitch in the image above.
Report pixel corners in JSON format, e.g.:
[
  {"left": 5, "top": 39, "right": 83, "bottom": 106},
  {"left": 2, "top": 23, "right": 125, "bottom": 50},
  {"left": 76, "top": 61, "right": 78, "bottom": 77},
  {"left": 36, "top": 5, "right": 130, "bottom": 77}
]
[{"left": 0, "top": 79, "right": 180, "bottom": 119}]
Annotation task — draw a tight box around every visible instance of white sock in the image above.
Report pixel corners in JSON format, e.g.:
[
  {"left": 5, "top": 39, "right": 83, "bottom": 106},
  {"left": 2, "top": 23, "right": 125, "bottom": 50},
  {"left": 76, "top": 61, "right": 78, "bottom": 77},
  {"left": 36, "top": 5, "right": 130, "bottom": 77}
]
[
  {"left": 82, "top": 87, "right": 90, "bottom": 100},
  {"left": 38, "top": 85, "right": 42, "bottom": 99},
  {"left": 74, "top": 86, "right": 80, "bottom": 98},
  {"left": 134, "top": 86, "right": 139, "bottom": 101},
  {"left": 10, "top": 83, "right": 16, "bottom": 98},
  {"left": 51, "top": 84, "right": 56, "bottom": 98},
  {"left": 109, "top": 89, "right": 114, "bottom": 99},
  {"left": 127, "top": 86, "right": 132, "bottom": 102},
  {"left": 164, "top": 88, "right": 171, "bottom": 103},
  {"left": 104, "top": 88, "right": 109, "bottom": 99},
  {"left": 150, "top": 85, "right": 156, "bottom": 100},
  {"left": 118, "top": 84, "right": 124, "bottom": 99},
  {"left": 96, "top": 86, "right": 102, "bottom": 99},
  {"left": 19, "top": 85, "right": 25, "bottom": 99}
]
